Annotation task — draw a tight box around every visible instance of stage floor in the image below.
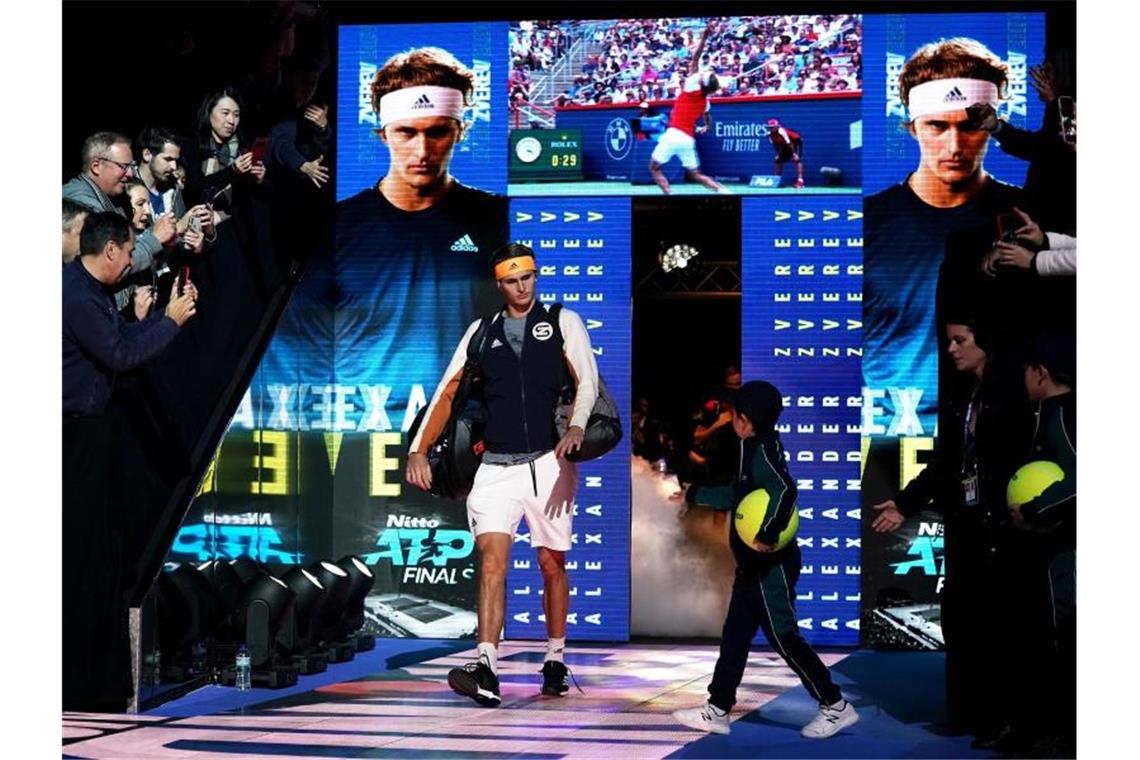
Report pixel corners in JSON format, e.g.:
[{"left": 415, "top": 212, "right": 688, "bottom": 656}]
[{"left": 63, "top": 642, "right": 993, "bottom": 759}]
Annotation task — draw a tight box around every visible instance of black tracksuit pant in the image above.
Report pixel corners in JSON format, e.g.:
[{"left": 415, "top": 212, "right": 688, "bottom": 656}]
[
  {"left": 942, "top": 517, "right": 1053, "bottom": 737},
  {"left": 708, "top": 544, "right": 842, "bottom": 712}
]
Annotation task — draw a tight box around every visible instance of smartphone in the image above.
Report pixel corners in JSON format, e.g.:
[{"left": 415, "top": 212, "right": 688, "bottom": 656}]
[
  {"left": 1057, "top": 96, "right": 1076, "bottom": 145},
  {"left": 177, "top": 266, "right": 190, "bottom": 297},
  {"left": 250, "top": 136, "right": 270, "bottom": 166},
  {"left": 995, "top": 213, "right": 1019, "bottom": 244}
]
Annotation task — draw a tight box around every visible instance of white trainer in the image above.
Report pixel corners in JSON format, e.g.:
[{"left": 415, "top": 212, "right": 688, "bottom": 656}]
[
  {"left": 673, "top": 701, "right": 731, "bottom": 735},
  {"left": 801, "top": 699, "right": 859, "bottom": 738}
]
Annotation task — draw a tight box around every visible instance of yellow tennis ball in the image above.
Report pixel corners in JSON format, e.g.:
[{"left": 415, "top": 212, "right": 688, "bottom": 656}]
[
  {"left": 1007, "top": 460, "right": 1065, "bottom": 510},
  {"left": 734, "top": 488, "right": 799, "bottom": 551}
]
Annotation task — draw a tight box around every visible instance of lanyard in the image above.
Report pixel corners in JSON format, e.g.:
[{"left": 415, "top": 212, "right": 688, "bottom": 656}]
[{"left": 961, "top": 382, "right": 980, "bottom": 477}]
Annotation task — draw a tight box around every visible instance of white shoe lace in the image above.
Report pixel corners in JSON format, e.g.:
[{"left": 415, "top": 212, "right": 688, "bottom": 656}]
[
  {"left": 701, "top": 703, "right": 725, "bottom": 723},
  {"left": 820, "top": 702, "right": 845, "bottom": 723}
]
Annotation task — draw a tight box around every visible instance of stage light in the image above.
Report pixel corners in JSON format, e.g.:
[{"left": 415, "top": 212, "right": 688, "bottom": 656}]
[
  {"left": 335, "top": 556, "right": 376, "bottom": 651},
  {"left": 228, "top": 555, "right": 265, "bottom": 586},
  {"left": 281, "top": 567, "right": 328, "bottom": 674},
  {"left": 230, "top": 574, "right": 300, "bottom": 688},
  {"left": 661, "top": 243, "right": 700, "bottom": 272},
  {"left": 153, "top": 563, "right": 215, "bottom": 682},
  {"left": 308, "top": 560, "right": 355, "bottom": 662},
  {"left": 197, "top": 559, "right": 248, "bottom": 642}
]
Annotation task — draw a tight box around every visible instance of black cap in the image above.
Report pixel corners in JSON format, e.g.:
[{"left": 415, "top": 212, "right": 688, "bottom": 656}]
[
  {"left": 1027, "top": 333, "right": 1076, "bottom": 383},
  {"left": 717, "top": 380, "right": 784, "bottom": 432}
]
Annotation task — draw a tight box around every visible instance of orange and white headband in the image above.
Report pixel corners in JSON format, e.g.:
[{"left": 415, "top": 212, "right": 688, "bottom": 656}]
[
  {"left": 494, "top": 255, "right": 536, "bottom": 280},
  {"left": 378, "top": 86, "right": 466, "bottom": 126},
  {"left": 907, "top": 78, "right": 999, "bottom": 121}
]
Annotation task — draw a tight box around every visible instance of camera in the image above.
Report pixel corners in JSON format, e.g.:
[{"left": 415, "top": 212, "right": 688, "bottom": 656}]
[
  {"left": 1058, "top": 96, "right": 1076, "bottom": 146},
  {"left": 995, "top": 213, "right": 1019, "bottom": 244}
]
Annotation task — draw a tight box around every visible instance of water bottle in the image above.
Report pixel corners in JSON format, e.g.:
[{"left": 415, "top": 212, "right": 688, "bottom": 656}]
[
  {"left": 144, "top": 647, "right": 162, "bottom": 687},
  {"left": 235, "top": 644, "right": 251, "bottom": 691}
]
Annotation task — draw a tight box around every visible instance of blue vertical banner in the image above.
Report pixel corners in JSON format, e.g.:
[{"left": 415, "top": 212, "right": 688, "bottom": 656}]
[
  {"left": 505, "top": 198, "right": 632, "bottom": 642},
  {"left": 742, "top": 197, "right": 863, "bottom": 645},
  {"left": 337, "top": 22, "right": 508, "bottom": 200},
  {"left": 863, "top": 12, "right": 1046, "bottom": 196}
]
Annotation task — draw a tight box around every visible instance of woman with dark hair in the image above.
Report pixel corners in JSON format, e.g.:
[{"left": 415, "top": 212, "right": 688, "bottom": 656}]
[
  {"left": 870, "top": 316, "right": 1038, "bottom": 751},
  {"left": 182, "top": 87, "right": 266, "bottom": 221}
]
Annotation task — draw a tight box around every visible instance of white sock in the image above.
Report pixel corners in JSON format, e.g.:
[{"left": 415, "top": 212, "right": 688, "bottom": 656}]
[
  {"left": 477, "top": 642, "right": 498, "bottom": 675},
  {"left": 546, "top": 636, "right": 566, "bottom": 663}
]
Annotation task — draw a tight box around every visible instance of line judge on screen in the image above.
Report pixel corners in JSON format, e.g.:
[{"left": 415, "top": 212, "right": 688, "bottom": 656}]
[
  {"left": 329, "top": 46, "right": 507, "bottom": 420},
  {"left": 862, "top": 37, "right": 1024, "bottom": 437}
]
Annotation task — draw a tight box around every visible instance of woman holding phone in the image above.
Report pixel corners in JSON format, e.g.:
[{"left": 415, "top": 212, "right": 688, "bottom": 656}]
[{"left": 182, "top": 87, "right": 266, "bottom": 225}]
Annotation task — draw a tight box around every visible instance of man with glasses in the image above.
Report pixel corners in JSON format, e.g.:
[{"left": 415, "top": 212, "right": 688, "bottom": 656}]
[{"left": 63, "top": 131, "right": 178, "bottom": 308}]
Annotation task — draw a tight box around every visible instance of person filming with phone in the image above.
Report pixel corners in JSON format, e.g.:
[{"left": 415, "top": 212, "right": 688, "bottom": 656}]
[
  {"left": 135, "top": 126, "right": 214, "bottom": 254},
  {"left": 967, "top": 60, "right": 1075, "bottom": 236}
]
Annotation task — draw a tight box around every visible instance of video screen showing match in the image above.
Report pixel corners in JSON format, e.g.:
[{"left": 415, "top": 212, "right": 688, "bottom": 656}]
[{"left": 506, "top": 15, "right": 863, "bottom": 196}]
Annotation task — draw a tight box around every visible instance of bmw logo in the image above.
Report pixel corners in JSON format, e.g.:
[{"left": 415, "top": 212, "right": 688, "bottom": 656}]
[{"left": 605, "top": 118, "right": 633, "bottom": 161}]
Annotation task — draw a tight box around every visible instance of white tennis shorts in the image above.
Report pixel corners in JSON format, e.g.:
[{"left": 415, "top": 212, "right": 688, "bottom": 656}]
[
  {"left": 650, "top": 127, "right": 700, "bottom": 170},
  {"left": 466, "top": 451, "right": 577, "bottom": 551}
]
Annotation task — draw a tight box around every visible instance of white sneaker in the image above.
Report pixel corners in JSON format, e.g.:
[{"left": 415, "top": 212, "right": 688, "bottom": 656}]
[
  {"left": 801, "top": 699, "right": 859, "bottom": 738},
  {"left": 673, "top": 701, "right": 731, "bottom": 735}
]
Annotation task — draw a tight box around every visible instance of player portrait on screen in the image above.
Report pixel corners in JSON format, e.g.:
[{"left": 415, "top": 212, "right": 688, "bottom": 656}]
[
  {"left": 863, "top": 37, "right": 1023, "bottom": 436},
  {"left": 334, "top": 45, "right": 507, "bottom": 418}
]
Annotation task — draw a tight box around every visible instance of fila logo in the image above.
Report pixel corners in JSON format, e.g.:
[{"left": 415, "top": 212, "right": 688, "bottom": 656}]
[
  {"left": 942, "top": 86, "right": 967, "bottom": 103},
  {"left": 411, "top": 93, "right": 434, "bottom": 109},
  {"left": 450, "top": 234, "right": 479, "bottom": 252},
  {"left": 532, "top": 323, "right": 554, "bottom": 341},
  {"left": 490, "top": 338, "right": 504, "bottom": 349}
]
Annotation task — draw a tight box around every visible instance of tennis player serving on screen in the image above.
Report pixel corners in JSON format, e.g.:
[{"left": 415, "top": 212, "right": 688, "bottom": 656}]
[{"left": 649, "top": 20, "right": 731, "bottom": 195}]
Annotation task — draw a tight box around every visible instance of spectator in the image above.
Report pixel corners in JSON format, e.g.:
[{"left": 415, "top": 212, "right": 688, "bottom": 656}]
[
  {"left": 62, "top": 199, "right": 89, "bottom": 266},
  {"left": 62, "top": 131, "right": 177, "bottom": 301},
  {"left": 136, "top": 125, "right": 213, "bottom": 252},
  {"left": 182, "top": 87, "right": 265, "bottom": 223},
  {"left": 270, "top": 58, "right": 332, "bottom": 190},
  {"left": 63, "top": 212, "right": 197, "bottom": 418},
  {"left": 972, "top": 61, "right": 1076, "bottom": 235},
  {"left": 558, "top": 14, "right": 861, "bottom": 107},
  {"left": 631, "top": 397, "right": 668, "bottom": 463},
  {"left": 984, "top": 207, "right": 1076, "bottom": 277},
  {"left": 125, "top": 180, "right": 153, "bottom": 234}
]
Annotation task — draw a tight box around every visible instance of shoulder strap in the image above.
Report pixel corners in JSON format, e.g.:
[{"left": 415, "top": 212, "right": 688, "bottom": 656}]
[
  {"left": 549, "top": 302, "right": 565, "bottom": 347},
  {"left": 465, "top": 310, "right": 498, "bottom": 368}
]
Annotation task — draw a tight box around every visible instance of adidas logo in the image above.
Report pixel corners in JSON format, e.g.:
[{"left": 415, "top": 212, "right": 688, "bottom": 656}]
[
  {"left": 411, "top": 93, "right": 434, "bottom": 110},
  {"left": 942, "top": 86, "right": 968, "bottom": 103},
  {"left": 450, "top": 234, "right": 479, "bottom": 252},
  {"left": 490, "top": 338, "right": 504, "bottom": 349}
]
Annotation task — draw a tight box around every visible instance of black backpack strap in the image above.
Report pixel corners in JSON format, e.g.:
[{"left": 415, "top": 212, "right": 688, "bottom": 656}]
[
  {"left": 465, "top": 311, "right": 497, "bottom": 369},
  {"left": 548, "top": 302, "right": 565, "bottom": 347},
  {"left": 547, "top": 302, "right": 575, "bottom": 395}
]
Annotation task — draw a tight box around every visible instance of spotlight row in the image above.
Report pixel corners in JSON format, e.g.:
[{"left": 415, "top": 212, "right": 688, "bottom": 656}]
[{"left": 149, "top": 555, "right": 375, "bottom": 689}]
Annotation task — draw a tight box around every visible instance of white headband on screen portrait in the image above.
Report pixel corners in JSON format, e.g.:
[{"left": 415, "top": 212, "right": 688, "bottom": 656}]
[
  {"left": 907, "top": 78, "right": 999, "bottom": 121},
  {"left": 378, "top": 86, "right": 466, "bottom": 127}
]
